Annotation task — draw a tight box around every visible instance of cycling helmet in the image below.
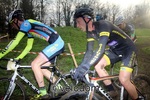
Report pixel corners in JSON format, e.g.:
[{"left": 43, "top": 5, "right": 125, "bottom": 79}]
[
  {"left": 96, "top": 14, "right": 103, "bottom": 21},
  {"left": 114, "top": 16, "right": 124, "bottom": 25},
  {"left": 8, "top": 9, "right": 24, "bottom": 23},
  {"left": 74, "top": 4, "right": 94, "bottom": 19}
]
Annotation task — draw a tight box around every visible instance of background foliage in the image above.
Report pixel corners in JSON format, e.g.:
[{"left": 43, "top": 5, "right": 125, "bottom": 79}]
[{"left": 0, "top": 0, "right": 150, "bottom": 37}]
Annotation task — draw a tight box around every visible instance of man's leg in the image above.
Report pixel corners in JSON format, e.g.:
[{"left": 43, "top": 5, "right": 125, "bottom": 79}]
[
  {"left": 31, "top": 53, "right": 49, "bottom": 96},
  {"left": 119, "top": 67, "right": 138, "bottom": 99},
  {"left": 94, "top": 55, "right": 117, "bottom": 97},
  {"left": 41, "top": 59, "right": 57, "bottom": 83}
]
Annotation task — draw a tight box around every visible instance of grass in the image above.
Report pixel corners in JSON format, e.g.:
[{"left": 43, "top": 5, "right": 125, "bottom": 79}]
[
  {"left": 135, "top": 28, "right": 150, "bottom": 55},
  {"left": 0, "top": 27, "right": 150, "bottom": 96}
]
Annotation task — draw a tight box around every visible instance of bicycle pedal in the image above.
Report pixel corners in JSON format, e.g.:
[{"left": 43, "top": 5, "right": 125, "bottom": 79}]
[
  {"left": 137, "top": 96, "right": 145, "bottom": 100},
  {"left": 40, "top": 94, "right": 51, "bottom": 100}
]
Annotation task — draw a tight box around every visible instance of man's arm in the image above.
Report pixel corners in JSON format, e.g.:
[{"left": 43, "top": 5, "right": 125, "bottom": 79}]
[
  {"left": 80, "top": 38, "right": 94, "bottom": 65},
  {"left": 79, "top": 32, "right": 110, "bottom": 70},
  {"left": 15, "top": 37, "right": 34, "bottom": 60},
  {"left": 72, "top": 31, "right": 110, "bottom": 81},
  {"left": 0, "top": 32, "right": 25, "bottom": 58}
]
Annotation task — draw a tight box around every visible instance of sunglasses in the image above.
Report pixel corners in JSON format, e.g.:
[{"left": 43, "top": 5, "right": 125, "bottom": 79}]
[{"left": 10, "top": 19, "right": 14, "bottom": 24}]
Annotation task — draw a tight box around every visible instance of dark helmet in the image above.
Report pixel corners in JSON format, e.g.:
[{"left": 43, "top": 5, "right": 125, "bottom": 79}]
[
  {"left": 8, "top": 9, "right": 24, "bottom": 23},
  {"left": 74, "top": 4, "right": 94, "bottom": 19},
  {"left": 114, "top": 16, "right": 124, "bottom": 25}
]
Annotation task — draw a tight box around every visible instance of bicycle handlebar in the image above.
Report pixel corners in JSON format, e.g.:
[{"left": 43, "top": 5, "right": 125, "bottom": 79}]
[
  {"left": 0, "top": 58, "right": 12, "bottom": 61},
  {"left": 0, "top": 58, "right": 12, "bottom": 70},
  {"left": 0, "top": 58, "right": 20, "bottom": 63},
  {"left": 83, "top": 75, "right": 95, "bottom": 87},
  {"left": 70, "top": 69, "right": 95, "bottom": 87},
  {"left": 0, "top": 58, "right": 55, "bottom": 70}
]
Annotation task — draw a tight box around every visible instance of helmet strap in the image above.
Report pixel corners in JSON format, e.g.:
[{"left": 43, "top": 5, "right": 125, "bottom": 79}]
[{"left": 82, "top": 17, "right": 92, "bottom": 33}]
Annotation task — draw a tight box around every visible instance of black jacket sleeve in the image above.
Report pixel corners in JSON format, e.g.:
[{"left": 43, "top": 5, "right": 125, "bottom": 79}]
[{"left": 79, "top": 31, "right": 110, "bottom": 69}]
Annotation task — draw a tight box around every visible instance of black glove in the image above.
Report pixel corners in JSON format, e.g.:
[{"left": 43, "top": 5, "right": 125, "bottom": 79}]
[{"left": 71, "top": 65, "right": 89, "bottom": 81}]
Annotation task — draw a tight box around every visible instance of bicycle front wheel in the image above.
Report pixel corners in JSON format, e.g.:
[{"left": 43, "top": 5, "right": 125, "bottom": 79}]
[
  {"left": 51, "top": 73, "right": 74, "bottom": 97},
  {"left": 0, "top": 77, "right": 26, "bottom": 100},
  {"left": 60, "top": 91, "right": 102, "bottom": 100}
]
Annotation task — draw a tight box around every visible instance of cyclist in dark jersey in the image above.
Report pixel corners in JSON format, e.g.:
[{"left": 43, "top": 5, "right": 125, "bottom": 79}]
[
  {"left": 114, "top": 16, "right": 137, "bottom": 42},
  {"left": 72, "top": 4, "right": 140, "bottom": 99},
  {"left": 0, "top": 9, "right": 64, "bottom": 99}
]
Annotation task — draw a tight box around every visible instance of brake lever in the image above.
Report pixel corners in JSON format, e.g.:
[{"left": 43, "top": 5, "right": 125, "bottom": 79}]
[{"left": 83, "top": 74, "right": 94, "bottom": 87}]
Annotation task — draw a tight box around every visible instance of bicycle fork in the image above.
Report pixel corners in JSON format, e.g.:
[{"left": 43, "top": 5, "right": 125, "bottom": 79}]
[{"left": 4, "top": 71, "right": 18, "bottom": 100}]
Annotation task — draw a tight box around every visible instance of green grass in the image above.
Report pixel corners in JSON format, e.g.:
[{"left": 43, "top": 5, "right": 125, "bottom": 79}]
[
  {"left": 135, "top": 28, "right": 150, "bottom": 44},
  {"left": 135, "top": 28, "right": 150, "bottom": 36},
  {"left": 135, "top": 28, "right": 150, "bottom": 55}
]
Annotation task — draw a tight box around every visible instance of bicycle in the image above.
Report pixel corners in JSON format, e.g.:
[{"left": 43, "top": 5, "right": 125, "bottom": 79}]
[
  {"left": 0, "top": 57, "right": 72, "bottom": 100},
  {"left": 60, "top": 57, "right": 150, "bottom": 100}
]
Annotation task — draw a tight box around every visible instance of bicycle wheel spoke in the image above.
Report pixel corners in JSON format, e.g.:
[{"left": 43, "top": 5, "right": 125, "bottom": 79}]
[{"left": 0, "top": 78, "right": 26, "bottom": 100}]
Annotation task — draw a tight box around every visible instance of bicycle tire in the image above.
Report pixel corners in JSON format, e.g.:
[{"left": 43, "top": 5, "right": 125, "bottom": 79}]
[
  {"left": 0, "top": 77, "right": 26, "bottom": 100},
  {"left": 51, "top": 73, "right": 74, "bottom": 97},
  {"left": 60, "top": 91, "right": 102, "bottom": 100},
  {"left": 133, "top": 74, "right": 150, "bottom": 100}
]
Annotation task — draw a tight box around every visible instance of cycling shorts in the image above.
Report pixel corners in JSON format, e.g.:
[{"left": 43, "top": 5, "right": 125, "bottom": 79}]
[
  {"left": 41, "top": 36, "right": 64, "bottom": 63},
  {"left": 104, "top": 49, "right": 136, "bottom": 68}
]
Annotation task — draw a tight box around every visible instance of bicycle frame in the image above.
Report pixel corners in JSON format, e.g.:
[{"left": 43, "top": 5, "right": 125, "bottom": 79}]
[
  {"left": 85, "top": 74, "right": 120, "bottom": 100},
  {"left": 4, "top": 65, "right": 40, "bottom": 99},
  {"left": 85, "top": 74, "right": 130, "bottom": 100},
  {"left": 85, "top": 72, "right": 145, "bottom": 100}
]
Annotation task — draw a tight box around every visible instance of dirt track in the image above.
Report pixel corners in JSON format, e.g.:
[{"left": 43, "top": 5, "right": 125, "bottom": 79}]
[{"left": 136, "top": 43, "right": 150, "bottom": 76}]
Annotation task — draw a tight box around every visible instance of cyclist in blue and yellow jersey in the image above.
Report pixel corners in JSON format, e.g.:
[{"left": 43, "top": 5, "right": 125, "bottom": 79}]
[
  {"left": 72, "top": 4, "right": 141, "bottom": 100},
  {"left": 0, "top": 9, "right": 64, "bottom": 99},
  {"left": 114, "top": 16, "right": 137, "bottom": 42}
]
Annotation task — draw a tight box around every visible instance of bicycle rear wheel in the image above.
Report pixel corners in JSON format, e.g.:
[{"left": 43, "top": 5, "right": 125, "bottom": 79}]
[
  {"left": 0, "top": 77, "right": 26, "bottom": 100},
  {"left": 51, "top": 73, "right": 74, "bottom": 97},
  {"left": 133, "top": 74, "right": 150, "bottom": 100},
  {"left": 60, "top": 91, "right": 102, "bottom": 100}
]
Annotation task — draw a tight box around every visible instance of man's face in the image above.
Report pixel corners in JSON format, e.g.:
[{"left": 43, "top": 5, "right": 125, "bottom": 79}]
[
  {"left": 76, "top": 17, "right": 86, "bottom": 32},
  {"left": 118, "top": 22, "right": 125, "bottom": 29},
  {"left": 10, "top": 19, "right": 20, "bottom": 30}
]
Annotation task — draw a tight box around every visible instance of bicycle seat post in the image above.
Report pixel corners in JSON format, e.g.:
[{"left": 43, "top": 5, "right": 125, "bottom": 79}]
[{"left": 47, "top": 56, "right": 58, "bottom": 93}]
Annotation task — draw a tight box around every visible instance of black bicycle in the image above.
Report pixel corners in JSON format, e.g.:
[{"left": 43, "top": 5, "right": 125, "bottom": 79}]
[
  {"left": 60, "top": 57, "right": 150, "bottom": 100},
  {"left": 0, "top": 57, "right": 72, "bottom": 100}
]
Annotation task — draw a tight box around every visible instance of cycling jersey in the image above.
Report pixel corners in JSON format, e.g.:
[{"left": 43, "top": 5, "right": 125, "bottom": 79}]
[
  {"left": 80, "top": 20, "right": 136, "bottom": 69},
  {"left": 20, "top": 19, "right": 59, "bottom": 43},
  {"left": 0, "top": 19, "right": 64, "bottom": 61}
]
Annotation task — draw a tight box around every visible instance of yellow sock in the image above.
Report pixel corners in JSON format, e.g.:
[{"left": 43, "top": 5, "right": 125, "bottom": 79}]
[{"left": 39, "top": 87, "right": 47, "bottom": 96}]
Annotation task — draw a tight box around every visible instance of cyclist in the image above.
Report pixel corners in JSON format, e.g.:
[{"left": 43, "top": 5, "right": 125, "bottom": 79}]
[
  {"left": 72, "top": 4, "right": 140, "bottom": 100},
  {"left": 0, "top": 9, "right": 64, "bottom": 99},
  {"left": 114, "top": 16, "right": 137, "bottom": 42},
  {"left": 96, "top": 14, "right": 104, "bottom": 21}
]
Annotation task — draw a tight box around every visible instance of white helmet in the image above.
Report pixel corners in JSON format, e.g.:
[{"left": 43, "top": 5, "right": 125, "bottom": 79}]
[{"left": 114, "top": 16, "right": 124, "bottom": 25}]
